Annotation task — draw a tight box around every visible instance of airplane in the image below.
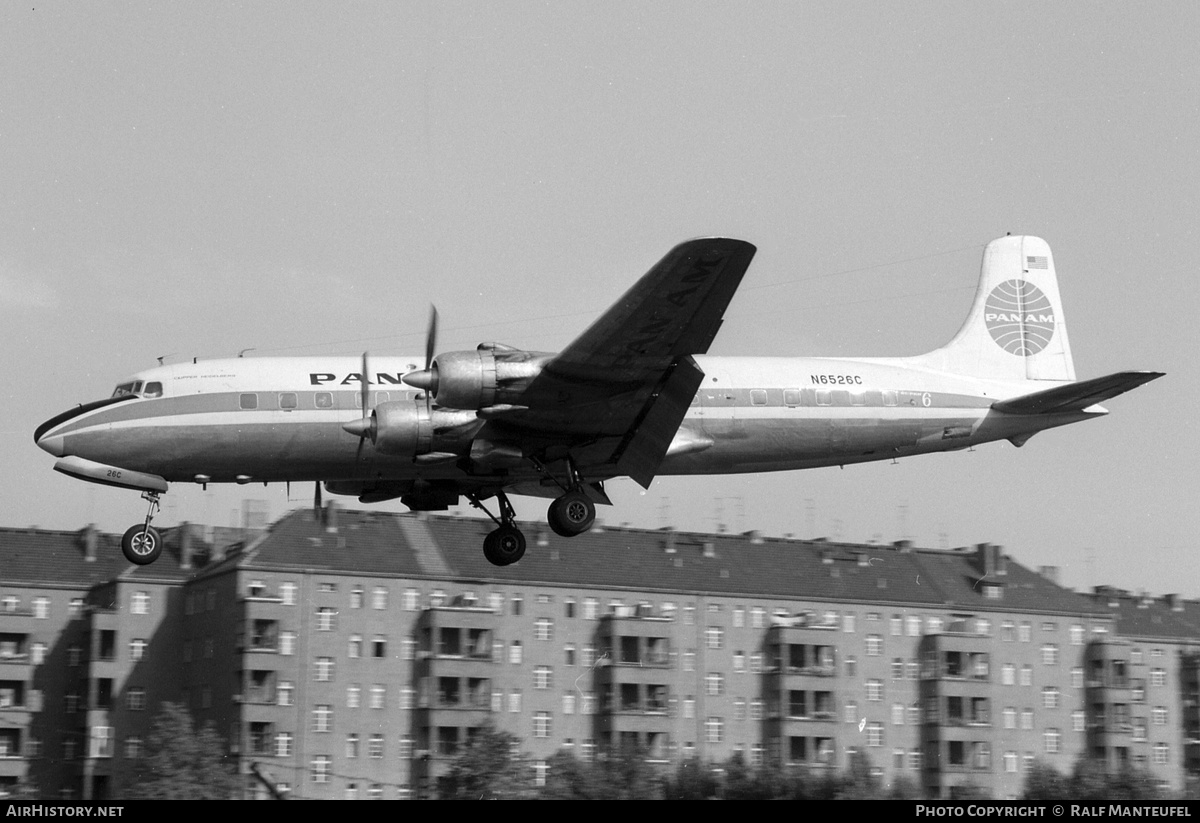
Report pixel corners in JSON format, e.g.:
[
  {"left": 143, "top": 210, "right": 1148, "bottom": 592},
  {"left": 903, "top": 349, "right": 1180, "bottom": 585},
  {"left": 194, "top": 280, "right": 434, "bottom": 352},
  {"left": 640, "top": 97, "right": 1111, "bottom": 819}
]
[{"left": 34, "top": 235, "right": 1162, "bottom": 568}]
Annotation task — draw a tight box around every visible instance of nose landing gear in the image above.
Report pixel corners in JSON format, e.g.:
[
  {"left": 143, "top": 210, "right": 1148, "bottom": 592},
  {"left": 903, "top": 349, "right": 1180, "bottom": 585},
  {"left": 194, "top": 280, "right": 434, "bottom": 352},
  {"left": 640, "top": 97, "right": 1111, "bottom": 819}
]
[{"left": 120, "top": 492, "right": 163, "bottom": 565}]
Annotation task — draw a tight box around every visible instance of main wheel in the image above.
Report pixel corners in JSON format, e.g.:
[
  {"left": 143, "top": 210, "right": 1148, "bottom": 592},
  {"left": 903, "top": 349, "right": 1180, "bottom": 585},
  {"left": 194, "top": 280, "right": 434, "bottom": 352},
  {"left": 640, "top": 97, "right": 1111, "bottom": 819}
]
[
  {"left": 121, "top": 524, "right": 162, "bottom": 565},
  {"left": 485, "top": 525, "right": 526, "bottom": 566},
  {"left": 547, "top": 491, "right": 595, "bottom": 537}
]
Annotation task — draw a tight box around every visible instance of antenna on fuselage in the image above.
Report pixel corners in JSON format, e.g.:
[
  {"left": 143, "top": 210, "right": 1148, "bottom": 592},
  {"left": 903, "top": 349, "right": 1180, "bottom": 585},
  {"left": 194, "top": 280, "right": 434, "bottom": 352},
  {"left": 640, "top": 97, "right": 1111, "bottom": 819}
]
[
  {"left": 238, "top": 348, "right": 256, "bottom": 358},
  {"left": 156, "top": 353, "right": 176, "bottom": 366}
]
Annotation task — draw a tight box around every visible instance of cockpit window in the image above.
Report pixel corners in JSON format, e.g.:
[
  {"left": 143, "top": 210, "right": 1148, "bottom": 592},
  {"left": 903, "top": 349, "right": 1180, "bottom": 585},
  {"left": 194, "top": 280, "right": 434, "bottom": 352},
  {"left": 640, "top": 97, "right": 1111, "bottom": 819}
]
[
  {"left": 112, "top": 381, "right": 143, "bottom": 397},
  {"left": 143, "top": 382, "right": 163, "bottom": 398}
]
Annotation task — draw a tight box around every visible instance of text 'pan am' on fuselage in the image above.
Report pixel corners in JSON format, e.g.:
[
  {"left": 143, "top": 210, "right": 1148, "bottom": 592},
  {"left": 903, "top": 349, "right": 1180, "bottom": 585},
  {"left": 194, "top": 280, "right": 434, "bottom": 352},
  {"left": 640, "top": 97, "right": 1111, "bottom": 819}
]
[{"left": 34, "top": 235, "right": 1162, "bottom": 567}]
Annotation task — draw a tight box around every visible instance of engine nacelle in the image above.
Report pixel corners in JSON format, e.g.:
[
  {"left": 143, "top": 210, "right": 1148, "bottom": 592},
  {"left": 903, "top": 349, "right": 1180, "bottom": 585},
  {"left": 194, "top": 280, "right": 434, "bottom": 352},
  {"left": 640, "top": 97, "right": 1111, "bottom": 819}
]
[
  {"left": 427, "top": 346, "right": 548, "bottom": 410},
  {"left": 370, "top": 401, "right": 481, "bottom": 458}
]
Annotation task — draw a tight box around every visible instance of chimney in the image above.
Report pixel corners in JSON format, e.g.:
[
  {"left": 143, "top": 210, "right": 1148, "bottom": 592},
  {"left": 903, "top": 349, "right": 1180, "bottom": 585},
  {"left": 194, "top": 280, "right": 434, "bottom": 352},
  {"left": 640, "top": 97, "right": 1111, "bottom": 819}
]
[
  {"left": 660, "top": 528, "right": 677, "bottom": 554},
  {"left": 179, "top": 522, "right": 194, "bottom": 571},
  {"left": 702, "top": 541, "right": 716, "bottom": 559},
  {"left": 856, "top": 552, "right": 869, "bottom": 567},
  {"left": 977, "top": 543, "right": 1006, "bottom": 577},
  {"left": 324, "top": 501, "right": 339, "bottom": 534},
  {"left": 744, "top": 530, "right": 764, "bottom": 545},
  {"left": 1038, "top": 565, "right": 1060, "bottom": 585},
  {"left": 1163, "top": 594, "right": 1183, "bottom": 612},
  {"left": 79, "top": 525, "right": 98, "bottom": 562},
  {"left": 892, "top": 539, "right": 913, "bottom": 553}
]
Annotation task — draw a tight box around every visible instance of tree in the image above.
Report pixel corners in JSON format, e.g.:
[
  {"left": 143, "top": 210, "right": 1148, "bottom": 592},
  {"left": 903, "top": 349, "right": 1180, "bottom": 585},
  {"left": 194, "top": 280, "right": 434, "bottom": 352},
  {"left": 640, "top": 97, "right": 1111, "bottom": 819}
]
[
  {"left": 439, "top": 723, "right": 533, "bottom": 800},
  {"left": 124, "top": 702, "right": 238, "bottom": 799},
  {"left": 837, "top": 750, "right": 883, "bottom": 799},
  {"left": 1022, "top": 759, "right": 1070, "bottom": 799},
  {"left": 662, "top": 757, "right": 719, "bottom": 800}
]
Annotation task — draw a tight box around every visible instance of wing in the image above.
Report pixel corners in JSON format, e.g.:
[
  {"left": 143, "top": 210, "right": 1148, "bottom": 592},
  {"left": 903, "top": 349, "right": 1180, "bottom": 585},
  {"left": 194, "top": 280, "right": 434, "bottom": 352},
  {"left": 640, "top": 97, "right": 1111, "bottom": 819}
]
[
  {"left": 991, "top": 371, "right": 1164, "bottom": 415},
  {"left": 482, "top": 237, "right": 756, "bottom": 486}
]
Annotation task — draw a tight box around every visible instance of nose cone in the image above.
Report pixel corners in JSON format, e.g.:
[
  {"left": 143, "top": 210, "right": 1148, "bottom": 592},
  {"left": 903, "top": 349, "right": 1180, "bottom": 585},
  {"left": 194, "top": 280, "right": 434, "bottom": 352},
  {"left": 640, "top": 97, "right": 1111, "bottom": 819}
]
[{"left": 36, "top": 432, "right": 66, "bottom": 457}]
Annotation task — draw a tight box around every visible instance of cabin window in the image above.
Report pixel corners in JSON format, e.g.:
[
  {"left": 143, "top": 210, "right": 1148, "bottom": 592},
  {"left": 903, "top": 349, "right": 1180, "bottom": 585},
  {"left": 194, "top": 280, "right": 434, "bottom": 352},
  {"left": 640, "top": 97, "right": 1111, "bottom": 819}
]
[
  {"left": 883, "top": 390, "right": 898, "bottom": 407},
  {"left": 280, "top": 393, "right": 298, "bottom": 410},
  {"left": 376, "top": 392, "right": 389, "bottom": 404},
  {"left": 240, "top": 394, "right": 258, "bottom": 410},
  {"left": 850, "top": 391, "right": 866, "bottom": 406},
  {"left": 143, "top": 382, "right": 163, "bottom": 398},
  {"left": 112, "top": 381, "right": 142, "bottom": 397},
  {"left": 816, "top": 390, "right": 832, "bottom": 406},
  {"left": 315, "top": 392, "right": 333, "bottom": 409},
  {"left": 750, "top": 390, "right": 768, "bottom": 406},
  {"left": 784, "top": 390, "right": 801, "bottom": 407}
]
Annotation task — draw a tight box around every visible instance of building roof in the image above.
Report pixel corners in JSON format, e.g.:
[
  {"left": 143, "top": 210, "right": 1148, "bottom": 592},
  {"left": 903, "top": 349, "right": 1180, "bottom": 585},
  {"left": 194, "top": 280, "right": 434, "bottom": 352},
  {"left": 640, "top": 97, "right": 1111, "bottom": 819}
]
[
  {"left": 0, "top": 524, "right": 206, "bottom": 588},
  {"left": 223, "top": 507, "right": 1110, "bottom": 616}
]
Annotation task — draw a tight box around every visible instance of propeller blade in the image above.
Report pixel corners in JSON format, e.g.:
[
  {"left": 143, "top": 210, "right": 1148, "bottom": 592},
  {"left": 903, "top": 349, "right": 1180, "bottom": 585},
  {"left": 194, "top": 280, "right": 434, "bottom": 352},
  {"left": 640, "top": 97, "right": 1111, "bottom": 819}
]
[
  {"left": 360, "top": 351, "right": 371, "bottom": 415},
  {"left": 424, "top": 305, "right": 438, "bottom": 412},
  {"left": 425, "top": 306, "right": 438, "bottom": 372},
  {"left": 314, "top": 481, "right": 322, "bottom": 518}
]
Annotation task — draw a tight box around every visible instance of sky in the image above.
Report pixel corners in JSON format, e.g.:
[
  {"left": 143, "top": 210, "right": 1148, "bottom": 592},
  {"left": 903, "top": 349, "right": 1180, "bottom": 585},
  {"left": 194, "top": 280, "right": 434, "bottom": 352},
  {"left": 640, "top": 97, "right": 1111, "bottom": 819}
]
[{"left": 2, "top": 2, "right": 1196, "bottom": 595}]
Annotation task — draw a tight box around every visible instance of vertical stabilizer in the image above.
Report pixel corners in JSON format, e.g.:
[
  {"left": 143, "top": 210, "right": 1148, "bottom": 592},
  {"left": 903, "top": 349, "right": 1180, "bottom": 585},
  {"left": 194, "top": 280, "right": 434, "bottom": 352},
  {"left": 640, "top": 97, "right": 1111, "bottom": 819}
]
[{"left": 922, "top": 236, "right": 1075, "bottom": 382}]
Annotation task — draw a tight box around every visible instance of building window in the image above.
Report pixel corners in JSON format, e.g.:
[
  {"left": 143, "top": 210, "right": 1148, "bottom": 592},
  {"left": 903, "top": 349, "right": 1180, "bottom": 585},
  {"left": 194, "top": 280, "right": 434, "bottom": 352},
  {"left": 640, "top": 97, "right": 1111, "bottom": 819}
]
[
  {"left": 348, "top": 635, "right": 362, "bottom": 658},
  {"left": 350, "top": 586, "right": 363, "bottom": 609},
  {"left": 371, "top": 685, "right": 385, "bottom": 710},
  {"left": 1041, "top": 644, "right": 1059, "bottom": 665},
  {"left": 280, "top": 632, "right": 295, "bottom": 656},
  {"left": 1044, "top": 728, "right": 1060, "bottom": 754},
  {"left": 312, "top": 756, "right": 331, "bottom": 783},
  {"left": 372, "top": 637, "right": 387, "bottom": 658},
  {"left": 1019, "top": 622, "right": 1032, "bottom": 642},
  {"left": 843, "top": 702, "right": 857, "bottom": 723},
  {"left": 369, "top": 734, "right": 384, "bottom": 758},
  {"left": 274, "top": 733, "right": 292, "bottom": 757},
  {"left": 316, "top": 607, "right": 336, "bottom": 631},
  {"left": 347, "top": 685, "right": 361, "bottom": 708},
  {"left": 705, "top": 717, "right": 724, "bottom": 744},
  {"left": 277, "top": 682, "right": 294, "bottom": 707},
  {"left": 1042, "top": 687, "right": 1059, "bottom": 709},
  {"left": 1003, "top": 707, "right": 1016, "bottom": 729},
  {"left": 372, "top": 587, "right": 388, "bottom": 610},
  {"left": 509, "top": 641, "right": 523, "bottom": 665},
  {"left": 1153, "top": 743, "right": 1168, "bottom": 765},
  {"left": 563, "top": 693, "right": 576, "bottom": 715},
  {"left": 130, "top": 639, "right": 147, "bottom": 661},
  {"left": 535, "top": 618, "right": 553, "bottom": 641},
  {"left": 1070, "top": 625, "right": 1084, "bottom": 645},
  {"left": 131, "top": 592, "right": 149, "bottom": 615},
  {"left": 866, "top": 679, "right": 882, "bottom": 701},
  {"left": 1152, "top": 706, "right": 1167, "bottom": 725},
  {"left": 534, "top": 712, "right": 551, "bottom": 739},
  {"left": 511, "top": 595, "right": 523, "bottom": 616},
  {"left": 315, "top": 657, "right": 334, "bottom": 681},
  {"left": 126, "top": 688, "right": 146, "bottom": 711},
  {"left": 867, "top": 722, "right": 883, "bottom": 747},
  {"left": 1022, "top": 709, "right": 1034, "bottom": 730},
  {"left": 1151, "top": 669, "right": 1166, "bottom": 687},
  {"left": 509, "top": 691, "right": 522, "bottom": 713},
  {"left": 866, "top": 635, "right": 882, "bottom": 656},
  {"left": 346, "top": 734, "right": 360, "bottom": 759},
  {"left": 313, "top": 706, "right": 332, "bottom": 733},
  {"left": 124, "top": 736, "right": 143, "bottom": 759},
  {"left": 706, "top": 673, "right": 724, "bottom": 697},
  {"left": 534, "top": 666, "right": 552, "bottom": 690},
  {"left": 1020, "top": 666, "right": 1032, "bottom": 687},
  {"left": 683, "top": 697, "right": 695, "bottom": 719},
  {"left": 403, "top": 589, "right": 419, "bottom": 611},
  {"left": 751, "top": 607, "right": 764, "bottom": 628},
  {"left": 706, "top": 627, "right": 723, "bottom": 649},
  {"left": 280, "top": 582, "right": 297, "bottom": 606}
]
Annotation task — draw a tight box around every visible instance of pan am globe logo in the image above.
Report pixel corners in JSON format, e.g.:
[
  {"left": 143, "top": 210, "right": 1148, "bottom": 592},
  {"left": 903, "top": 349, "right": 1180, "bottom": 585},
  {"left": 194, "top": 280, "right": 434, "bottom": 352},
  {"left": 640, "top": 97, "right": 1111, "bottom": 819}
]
[{"left": 984, "top": 280, "right": 1056, "bottom": 356}]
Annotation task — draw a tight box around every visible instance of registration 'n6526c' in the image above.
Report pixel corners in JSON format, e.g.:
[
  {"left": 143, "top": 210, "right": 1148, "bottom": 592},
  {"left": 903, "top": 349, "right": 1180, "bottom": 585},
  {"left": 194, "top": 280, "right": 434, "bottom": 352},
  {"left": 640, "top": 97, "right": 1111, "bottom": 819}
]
[{"left": 811, "top": 374, "right": 863, "bottom": 385}]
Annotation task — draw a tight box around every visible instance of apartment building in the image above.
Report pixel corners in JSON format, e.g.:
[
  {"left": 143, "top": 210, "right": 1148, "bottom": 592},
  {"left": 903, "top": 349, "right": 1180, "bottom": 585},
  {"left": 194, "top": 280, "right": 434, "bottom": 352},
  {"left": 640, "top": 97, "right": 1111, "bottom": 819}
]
[{"left": 1, "top": 507, "right": 1196, "bottom": 799}]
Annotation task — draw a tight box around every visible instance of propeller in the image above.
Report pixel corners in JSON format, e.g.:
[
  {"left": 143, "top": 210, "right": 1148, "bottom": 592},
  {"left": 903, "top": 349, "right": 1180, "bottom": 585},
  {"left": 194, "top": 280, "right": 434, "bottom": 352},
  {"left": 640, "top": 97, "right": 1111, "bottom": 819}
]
[
  {"left": 313, "top": 480, "right": 322, "bottom": 518},
  {"left": 341, "top": 351, "right": 376, "bottom": 459},
  {"left": 403, "top": 305, "right": 439, "bottom": 409}
]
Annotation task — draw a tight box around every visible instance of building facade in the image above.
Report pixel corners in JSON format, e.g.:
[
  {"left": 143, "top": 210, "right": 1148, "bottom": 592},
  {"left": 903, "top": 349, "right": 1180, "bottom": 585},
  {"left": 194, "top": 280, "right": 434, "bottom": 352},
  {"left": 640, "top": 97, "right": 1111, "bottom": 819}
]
[{"left": 1, "top": 508, "right": 1197, "bottom": 799}]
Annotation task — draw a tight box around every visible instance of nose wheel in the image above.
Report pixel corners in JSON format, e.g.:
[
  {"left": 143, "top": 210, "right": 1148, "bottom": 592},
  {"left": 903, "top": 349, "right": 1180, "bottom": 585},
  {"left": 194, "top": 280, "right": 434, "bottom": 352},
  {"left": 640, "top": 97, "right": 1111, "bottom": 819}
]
[{"left": 121, "top": 492, "right": 164, "bottom": 565}]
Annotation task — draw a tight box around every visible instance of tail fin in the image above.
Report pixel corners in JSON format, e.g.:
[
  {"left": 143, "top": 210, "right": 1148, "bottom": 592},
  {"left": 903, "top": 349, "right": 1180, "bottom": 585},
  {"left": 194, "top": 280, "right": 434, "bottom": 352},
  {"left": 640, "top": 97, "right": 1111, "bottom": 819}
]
[{"left": 921, "top": 236, "right": 1075, "bottom": 382}]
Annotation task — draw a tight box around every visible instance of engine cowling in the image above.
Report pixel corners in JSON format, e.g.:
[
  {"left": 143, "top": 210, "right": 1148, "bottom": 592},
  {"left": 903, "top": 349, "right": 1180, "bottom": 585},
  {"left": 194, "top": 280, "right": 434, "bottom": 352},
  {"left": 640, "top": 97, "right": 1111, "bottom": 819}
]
[
  {"left": 369, "top": 401, "right": 481, "bottom": 458},
  {"left": 416, "top": 346, "right": 549, "bottom": 410}
]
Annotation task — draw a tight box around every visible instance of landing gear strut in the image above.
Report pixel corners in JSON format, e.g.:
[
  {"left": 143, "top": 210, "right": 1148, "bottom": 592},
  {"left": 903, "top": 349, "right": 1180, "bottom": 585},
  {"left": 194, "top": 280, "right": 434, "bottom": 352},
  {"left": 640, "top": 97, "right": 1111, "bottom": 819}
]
[
  {"left": 469, "top": 490, "right": 526, "bottom": 567},
  {"left": 121, "top": 491, "right": 163, "bottom": 566}
]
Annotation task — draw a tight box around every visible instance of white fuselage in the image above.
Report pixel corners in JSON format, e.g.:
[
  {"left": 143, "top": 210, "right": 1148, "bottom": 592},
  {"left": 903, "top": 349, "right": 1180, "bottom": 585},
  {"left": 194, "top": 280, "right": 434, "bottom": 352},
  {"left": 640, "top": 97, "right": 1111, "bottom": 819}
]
[{"left": 35, "top": 354, "right": 1097, "bottom": 488}]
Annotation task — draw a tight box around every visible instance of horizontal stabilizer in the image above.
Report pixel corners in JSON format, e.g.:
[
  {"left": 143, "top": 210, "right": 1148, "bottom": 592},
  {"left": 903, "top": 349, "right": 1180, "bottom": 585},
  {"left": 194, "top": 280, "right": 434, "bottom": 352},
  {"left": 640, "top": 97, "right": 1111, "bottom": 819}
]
[{"left": 991, "top": 371, "right": 1164, "bottom": 415}]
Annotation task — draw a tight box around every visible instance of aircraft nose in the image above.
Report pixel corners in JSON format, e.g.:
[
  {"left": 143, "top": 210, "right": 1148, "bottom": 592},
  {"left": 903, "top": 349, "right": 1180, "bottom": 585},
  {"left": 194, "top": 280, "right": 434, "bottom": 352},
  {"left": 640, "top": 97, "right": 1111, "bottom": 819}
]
[{"left": 36, "top": 432, "right": 66, "bottom": 457}]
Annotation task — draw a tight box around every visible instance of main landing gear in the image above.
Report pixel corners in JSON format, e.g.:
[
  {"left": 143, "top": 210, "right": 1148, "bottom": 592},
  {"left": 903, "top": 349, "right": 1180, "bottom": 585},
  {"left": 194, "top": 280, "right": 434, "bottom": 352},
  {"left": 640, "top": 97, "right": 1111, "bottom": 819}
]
[
  {"left": 469, "top": 491, "right": 527, "bottom": 567},
  {"left": 470, "top": 459, "right": 600, "bottom": 567},
  {"left": 120, "top": 491, "right": 164, "bottom": 566}
]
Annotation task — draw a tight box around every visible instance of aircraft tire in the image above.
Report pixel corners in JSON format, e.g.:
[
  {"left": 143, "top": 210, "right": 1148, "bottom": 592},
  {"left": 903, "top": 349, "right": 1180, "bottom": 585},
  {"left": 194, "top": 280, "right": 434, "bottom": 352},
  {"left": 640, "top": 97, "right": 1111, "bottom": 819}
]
[
  {"left": 487, "top": 526, "right": 526, "bottom": 565},
  {"left": 121, "top": 524, "right": 162, "bottom": 565},
  {"left": 547, "top": 491, "right": 595, "bottom": 537}
]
